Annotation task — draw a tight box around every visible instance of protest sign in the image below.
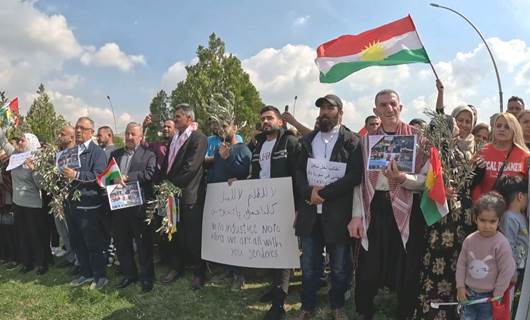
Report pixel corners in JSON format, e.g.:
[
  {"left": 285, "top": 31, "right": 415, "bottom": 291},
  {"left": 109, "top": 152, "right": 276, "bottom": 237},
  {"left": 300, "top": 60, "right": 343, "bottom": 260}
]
[
  {"left": 56, "top": 146, "right": 81, "bottom": 171},
  {"left": 106, "top": 181, "right": 143, "bottom": 211},
  {"left": 367, "top": 135, "right": 416, "bottom": 173},
  {"left": 6, "top": 151, "right": 31, "bottom": 171},
  {"left": 306, "top": 158, "right": 346, "bottom": 187},
  {"left": 201, "top": 177, "right": 299, "bottom": 269}
]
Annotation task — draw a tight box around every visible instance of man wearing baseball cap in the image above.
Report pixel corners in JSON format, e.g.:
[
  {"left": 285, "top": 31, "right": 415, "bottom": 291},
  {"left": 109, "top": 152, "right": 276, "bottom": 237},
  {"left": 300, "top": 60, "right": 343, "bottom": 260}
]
[{"left": 294, "top": 94, "right": 363, "bottom": 320}]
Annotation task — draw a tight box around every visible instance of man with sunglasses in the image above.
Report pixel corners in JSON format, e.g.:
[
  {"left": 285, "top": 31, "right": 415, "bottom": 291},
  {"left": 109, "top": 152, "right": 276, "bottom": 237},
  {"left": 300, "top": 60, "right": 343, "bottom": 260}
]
[{"left": 63, "top": 117, "right": 108, "bottom": 290}]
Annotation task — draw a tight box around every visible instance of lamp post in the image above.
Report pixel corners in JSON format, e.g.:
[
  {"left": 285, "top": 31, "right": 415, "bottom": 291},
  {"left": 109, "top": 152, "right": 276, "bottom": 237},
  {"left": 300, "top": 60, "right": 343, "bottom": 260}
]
[{"left": 431, "top": 3, "right": 504, "bottom": 112}]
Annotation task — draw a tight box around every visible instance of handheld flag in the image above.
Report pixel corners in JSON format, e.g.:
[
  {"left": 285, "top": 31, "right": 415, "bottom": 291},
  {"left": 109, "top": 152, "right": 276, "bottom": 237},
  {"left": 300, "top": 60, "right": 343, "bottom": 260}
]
[
  {"left": 420, "top": 147, "right": 449, "bottom": 226},
  {"left": 97, "top": 158, "right": 122, "bottom": 188},
  {"left": 315, "top": 15, "right": 430, "bottom": 83},
  {"left": 0, "top": 97, "right": 20, "bottom": 127}
]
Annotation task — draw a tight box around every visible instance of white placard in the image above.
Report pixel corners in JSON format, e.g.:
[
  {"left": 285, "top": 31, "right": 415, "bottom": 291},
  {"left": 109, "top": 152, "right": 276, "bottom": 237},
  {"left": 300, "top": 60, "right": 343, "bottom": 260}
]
[
  {"left": 106, "top": 181, "right": 144, "bottom": 211},
  {"left": 306, "top": 158, "right": 346, "bottom": 187},
  {"left": 6, "top": 151, "right": 31, "bottom": 171},
  {"left": 201, "top": 177, "right": 300, "bottom": 269}
]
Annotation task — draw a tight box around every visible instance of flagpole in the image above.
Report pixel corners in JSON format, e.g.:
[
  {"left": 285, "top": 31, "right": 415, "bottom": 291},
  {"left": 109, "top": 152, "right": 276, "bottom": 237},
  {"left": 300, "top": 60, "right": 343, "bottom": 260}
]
[
  {"left": 409, "top": 15, "right": 439, "bottom": 80},
  {"left": 430, "top": 3, "right": 504, "bottom": 112}
]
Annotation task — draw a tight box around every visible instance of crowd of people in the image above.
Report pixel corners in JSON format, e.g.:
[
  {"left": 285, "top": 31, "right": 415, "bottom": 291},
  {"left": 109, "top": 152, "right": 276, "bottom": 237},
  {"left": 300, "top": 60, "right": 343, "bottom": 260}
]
[{"left": 0, "top": 80, "right": 528, "bottom": 320}]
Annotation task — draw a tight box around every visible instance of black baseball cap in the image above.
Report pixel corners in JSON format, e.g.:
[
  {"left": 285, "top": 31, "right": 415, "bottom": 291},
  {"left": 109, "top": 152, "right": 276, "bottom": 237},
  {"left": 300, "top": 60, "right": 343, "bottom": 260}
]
[{"left": 315, "top": 94, "right": 343, "bottom": 109}]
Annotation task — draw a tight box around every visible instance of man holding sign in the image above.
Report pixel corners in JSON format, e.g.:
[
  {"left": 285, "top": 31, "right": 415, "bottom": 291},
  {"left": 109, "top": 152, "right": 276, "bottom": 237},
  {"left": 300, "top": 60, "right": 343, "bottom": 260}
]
[
  {"left": 349, "top": 90, "right": 428, "bottom": 320},
  {"left": 250, "top": 105, "right": 298, "bottom": 320},
  {"left": 109, "top": 122, "right": 156, "bottom": 293},
  {"left": 294, "top": 94, "right": 363, "bottom": 320}
]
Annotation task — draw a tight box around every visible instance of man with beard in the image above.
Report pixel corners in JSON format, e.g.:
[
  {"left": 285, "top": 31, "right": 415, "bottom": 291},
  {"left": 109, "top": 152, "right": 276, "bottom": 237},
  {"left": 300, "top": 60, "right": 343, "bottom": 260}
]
[
  {"left": 97, "top": 126, "right": 116, "bottom": 160},
  {"left": 54, "top": 126, "right": 78, "bottom": 270},
  {"left": 349, "top": 89, "right": 427, "bottom": 320},
  {"left": 294, "top": 95, "right": 363, "bottom": 320},
  {"left": 250, "top": 105, "right": 298, "bottom": 320}
]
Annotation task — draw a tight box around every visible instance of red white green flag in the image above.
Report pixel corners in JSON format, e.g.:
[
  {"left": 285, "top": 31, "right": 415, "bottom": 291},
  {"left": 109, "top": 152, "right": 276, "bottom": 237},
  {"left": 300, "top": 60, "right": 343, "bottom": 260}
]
[
  {"left": 315, "top": 15, "right": 430, "bottom": 83},
  {"left": 97, "top": 158, "right": 122, "bottom": 188},
  {"left": 0, "top": 97, "right": 20, "bottom": 126},
  {"left": 420, "top": 147, "right": 449, "bottom": 226}
]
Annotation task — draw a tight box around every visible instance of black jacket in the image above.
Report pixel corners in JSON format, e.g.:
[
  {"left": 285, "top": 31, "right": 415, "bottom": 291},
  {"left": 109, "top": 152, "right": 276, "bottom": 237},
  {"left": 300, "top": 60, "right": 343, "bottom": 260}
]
[
  {"left": 250, "top": 129, "right": 299, "bottom": 180},
  {"left": 161, "top": 130, "right": 208, "bottom": 205},
  {"left": 68, "top": 140, "right": 107, "bottom": 209},
  {"left": 294, "top": 126, "right": 364, "bottom": 244},
  {"left": 110, "top": 145, "right": 156, "bottom": 201}
]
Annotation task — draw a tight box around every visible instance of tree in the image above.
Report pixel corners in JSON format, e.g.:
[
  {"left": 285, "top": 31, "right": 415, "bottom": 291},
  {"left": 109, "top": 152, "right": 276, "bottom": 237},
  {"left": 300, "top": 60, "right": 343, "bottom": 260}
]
[
  {"left": 146, "top": 90, "right": 170, "bottom": 142},
  {"left": 169, "top": 33, "right": 262, "bottom": 139},
  {"left": 25, "top": 84, "right": 68, "bottom": 144},
  {"left": 0, "top": 91, "right": 8, "bottom": 105}
]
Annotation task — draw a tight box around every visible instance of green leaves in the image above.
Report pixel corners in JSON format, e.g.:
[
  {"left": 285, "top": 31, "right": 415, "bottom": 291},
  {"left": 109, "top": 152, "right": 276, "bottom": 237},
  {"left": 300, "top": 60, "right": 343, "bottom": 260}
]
[
  {"left": 168, "top": 33, "right": 262, "bottom": 140},
  {"left": 25, "top": 84, "right": 68, "bottom": 144}
]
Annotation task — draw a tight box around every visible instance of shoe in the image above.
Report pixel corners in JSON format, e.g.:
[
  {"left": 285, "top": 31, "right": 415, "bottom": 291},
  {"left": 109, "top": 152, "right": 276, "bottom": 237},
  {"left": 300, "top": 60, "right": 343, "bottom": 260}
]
[
  {"left": 90, "top": 277, "right": 109, "bottom": 290},
  {"left": 141, "top": 280, "right": 153, "bottom": 293},
  {"left": 54, "top": 248, "right": 66, "bottom": 257},
  {"left": 6, "top": 262, "right": 19, "bottom": 271},
  {"left": 70, "top": 276, "right": 94, "bottom": 287},
  {"left": 115, "top": 277, "right": 137, "bottom": 289},
  {"left": 293, "top": 310, "right": 316, "bottom": 320},
  {"left": 56, "top": 260, "right": 73, "bottom": 269},
  {"left": 69, "top": 266, "right": 81, "bottom": 276},
  {"left": 263, "top": 306, "right": 285, "bottom": 320},
  {"left": 333, "top": 308, "right": 349, "bottom": 320},
  {"left": 230, "top": 274, "right": 245, "bottom": 292},
  {"left": 19, "top": 266, "right": 33, "bottom": 273},
  {"left": 36, "top": 266, "right": 48, "bottom": 275},
  {"left": 260, "top": 289, "right": 274, "bottom": 302},
  {"left": 160, "top": 269, "right": 183, "bottom": 284},
  {"left": 191, "top": 274, "right": 204, "bottom": 290}
]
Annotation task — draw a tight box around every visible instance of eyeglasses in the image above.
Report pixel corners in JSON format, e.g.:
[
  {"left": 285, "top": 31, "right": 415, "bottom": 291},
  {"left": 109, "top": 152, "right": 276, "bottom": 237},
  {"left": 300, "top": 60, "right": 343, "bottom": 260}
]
[{"left": 75, "top": 126, "right": 93, "bottom": 131}]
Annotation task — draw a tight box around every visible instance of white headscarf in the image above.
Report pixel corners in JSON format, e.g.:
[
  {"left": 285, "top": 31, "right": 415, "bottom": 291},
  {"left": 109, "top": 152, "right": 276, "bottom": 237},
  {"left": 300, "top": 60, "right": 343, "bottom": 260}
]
[
  {"left": 23, "top": 133, "right": 41, "bottom": 152},
  {"left": 451, "top": 105, "right": 476, "bottom": 153}
]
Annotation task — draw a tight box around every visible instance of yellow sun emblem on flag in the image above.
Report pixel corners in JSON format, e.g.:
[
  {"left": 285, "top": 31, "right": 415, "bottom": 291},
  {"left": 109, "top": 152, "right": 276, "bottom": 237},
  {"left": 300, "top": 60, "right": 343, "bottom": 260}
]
[{"left": 360, "top": 41, "right": 385, "bottom": 61}]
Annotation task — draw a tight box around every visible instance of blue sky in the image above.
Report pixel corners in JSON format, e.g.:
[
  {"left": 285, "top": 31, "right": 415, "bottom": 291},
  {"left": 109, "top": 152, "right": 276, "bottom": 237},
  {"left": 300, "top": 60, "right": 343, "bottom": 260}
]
[{"left": 2, "top": 0, "right": 530, "bottom": 131}]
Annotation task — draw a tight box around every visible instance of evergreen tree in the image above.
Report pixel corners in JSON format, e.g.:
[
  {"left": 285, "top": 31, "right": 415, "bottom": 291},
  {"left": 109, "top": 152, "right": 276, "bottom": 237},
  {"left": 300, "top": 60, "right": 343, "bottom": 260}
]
[{"left": 25, "top": 84, "right": 68, "bottom": 144}]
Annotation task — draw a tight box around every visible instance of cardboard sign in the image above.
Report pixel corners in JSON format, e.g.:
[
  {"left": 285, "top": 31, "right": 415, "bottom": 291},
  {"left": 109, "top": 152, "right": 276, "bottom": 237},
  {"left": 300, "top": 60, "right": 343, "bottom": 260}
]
[{"left": 201, "top": 177, "right": 299, "bottom": 269}]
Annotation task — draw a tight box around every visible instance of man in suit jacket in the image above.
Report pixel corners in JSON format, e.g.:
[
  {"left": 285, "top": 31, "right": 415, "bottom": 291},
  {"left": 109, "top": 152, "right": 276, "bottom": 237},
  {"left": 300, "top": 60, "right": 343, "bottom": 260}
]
[
  {"left": 160, "top": 103, "right": 208, "bottom": 290},
  {"left": 294, "top": 95, "right": 364, "bottom": 320},
  {"left": 110, "top": 122, "right": 156, "bottom": 293},
  {"left": 63, "top": 117, "right": 108, "bottom": 290}
]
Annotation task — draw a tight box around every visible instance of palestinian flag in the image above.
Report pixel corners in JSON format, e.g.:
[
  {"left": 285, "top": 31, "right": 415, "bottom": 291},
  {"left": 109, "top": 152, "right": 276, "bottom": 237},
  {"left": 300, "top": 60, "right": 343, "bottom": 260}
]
[
  {"left": 97, "top": 158, "right": 122, "bottom": 188},
  {"left": 0, "top": 97, "right": 20, "bottom": 126},
  {"left": 315, "top": 15, "right": 430, "bottom": 83},
  {"left": 420, "top": 147, "right": 449, "bottom": 226}
]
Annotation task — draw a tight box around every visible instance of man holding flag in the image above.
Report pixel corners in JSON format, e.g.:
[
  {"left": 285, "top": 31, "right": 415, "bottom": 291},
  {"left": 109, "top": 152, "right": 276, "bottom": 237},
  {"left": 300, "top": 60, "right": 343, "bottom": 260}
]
[
  {"left": 107, "top": 122, "right": 156, "bottom": 293},
  {"left": 63, "top": 117, "right": 108, "bottom": 290}
]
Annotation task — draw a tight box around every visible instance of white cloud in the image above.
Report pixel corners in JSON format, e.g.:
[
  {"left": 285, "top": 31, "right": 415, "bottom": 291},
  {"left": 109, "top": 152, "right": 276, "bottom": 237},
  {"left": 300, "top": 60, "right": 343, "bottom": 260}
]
[
  {"left": 161, "top": 61, "right": 187, "bottom": 92},
  {"left": 46, "top": 90, "right": 137, "bottom": 132},
  {"left": 81, "top": 43, "right": 145, "bottom": 72},
  {"left": 47, "top": 74, "right": 84, "bottom": 91},
  {"left": 293, "top": 15, "right": 310, "bottom": 26}
]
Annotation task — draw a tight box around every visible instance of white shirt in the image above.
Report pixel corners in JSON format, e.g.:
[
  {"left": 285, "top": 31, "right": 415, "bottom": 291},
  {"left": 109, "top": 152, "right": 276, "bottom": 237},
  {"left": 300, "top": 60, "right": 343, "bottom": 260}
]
[
  {"left": 259, "top": 138, "right": 276, "bottom": 179},
  {"left": 311, "top": 125, "right": 340, "bottom": 161},
  {"left": 310, "top": 125, "right": 340, "bottom": 213}
]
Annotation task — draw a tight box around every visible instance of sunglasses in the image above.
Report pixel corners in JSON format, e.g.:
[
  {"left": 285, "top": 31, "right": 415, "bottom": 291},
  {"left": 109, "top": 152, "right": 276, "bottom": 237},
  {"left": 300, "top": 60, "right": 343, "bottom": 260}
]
[{"left": 495, "top": 123, "right": 510, "bottom": 130}]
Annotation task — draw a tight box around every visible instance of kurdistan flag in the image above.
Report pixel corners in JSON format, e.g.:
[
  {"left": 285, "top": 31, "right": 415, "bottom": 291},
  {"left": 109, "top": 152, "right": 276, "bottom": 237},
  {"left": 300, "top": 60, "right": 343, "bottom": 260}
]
[
  {"left": 96, "top": 158, "right": 122, "bottom": 188},
  {"left": 315, "top": 15, "right": 430, "bottom": 83},
  {"left": 420, "top": 147, "right": 449, "bottom": 226}
]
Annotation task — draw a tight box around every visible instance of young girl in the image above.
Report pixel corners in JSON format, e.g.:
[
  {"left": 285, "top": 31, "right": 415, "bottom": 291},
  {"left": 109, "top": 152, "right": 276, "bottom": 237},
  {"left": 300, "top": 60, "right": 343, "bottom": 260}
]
[
  {"left": 456, "top": 192, "right": 516, "bottom": 319},
  {"left": 496, "top": 175, "right": 529, "bottom": 309}
]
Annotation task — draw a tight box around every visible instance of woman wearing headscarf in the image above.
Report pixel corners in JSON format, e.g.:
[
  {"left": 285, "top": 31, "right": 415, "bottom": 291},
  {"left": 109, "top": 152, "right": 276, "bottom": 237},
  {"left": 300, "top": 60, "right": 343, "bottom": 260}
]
[
  {"left": 452, "top": 105, "right": 477, "bottom": 158},
  {"left": 0, "top": 130, "right": 50, "bottom": 275},
  {"left": 414, "top": 83, "right": 479, "bottom": 319},
  {"left": 472, "top": 113, "right": 530, "bottom": 201}
]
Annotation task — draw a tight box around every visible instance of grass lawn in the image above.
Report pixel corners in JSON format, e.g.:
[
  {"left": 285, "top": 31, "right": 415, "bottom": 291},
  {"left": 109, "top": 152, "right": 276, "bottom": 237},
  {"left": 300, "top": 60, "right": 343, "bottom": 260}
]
[{"left": 0, "top": 261, "right": 397, "bottom": 320}]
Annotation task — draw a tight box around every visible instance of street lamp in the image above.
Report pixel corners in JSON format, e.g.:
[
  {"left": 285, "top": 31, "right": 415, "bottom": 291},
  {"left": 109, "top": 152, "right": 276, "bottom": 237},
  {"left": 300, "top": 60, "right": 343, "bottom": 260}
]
[{"left": 430, "top": 3, "right": 504, "bottom": 112}]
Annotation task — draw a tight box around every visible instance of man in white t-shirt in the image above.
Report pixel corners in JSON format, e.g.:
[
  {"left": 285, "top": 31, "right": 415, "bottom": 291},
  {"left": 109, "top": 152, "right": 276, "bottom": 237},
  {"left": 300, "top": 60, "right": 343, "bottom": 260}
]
[{"left": 249, "top": 105, "right": 299, "bottom": 320}]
